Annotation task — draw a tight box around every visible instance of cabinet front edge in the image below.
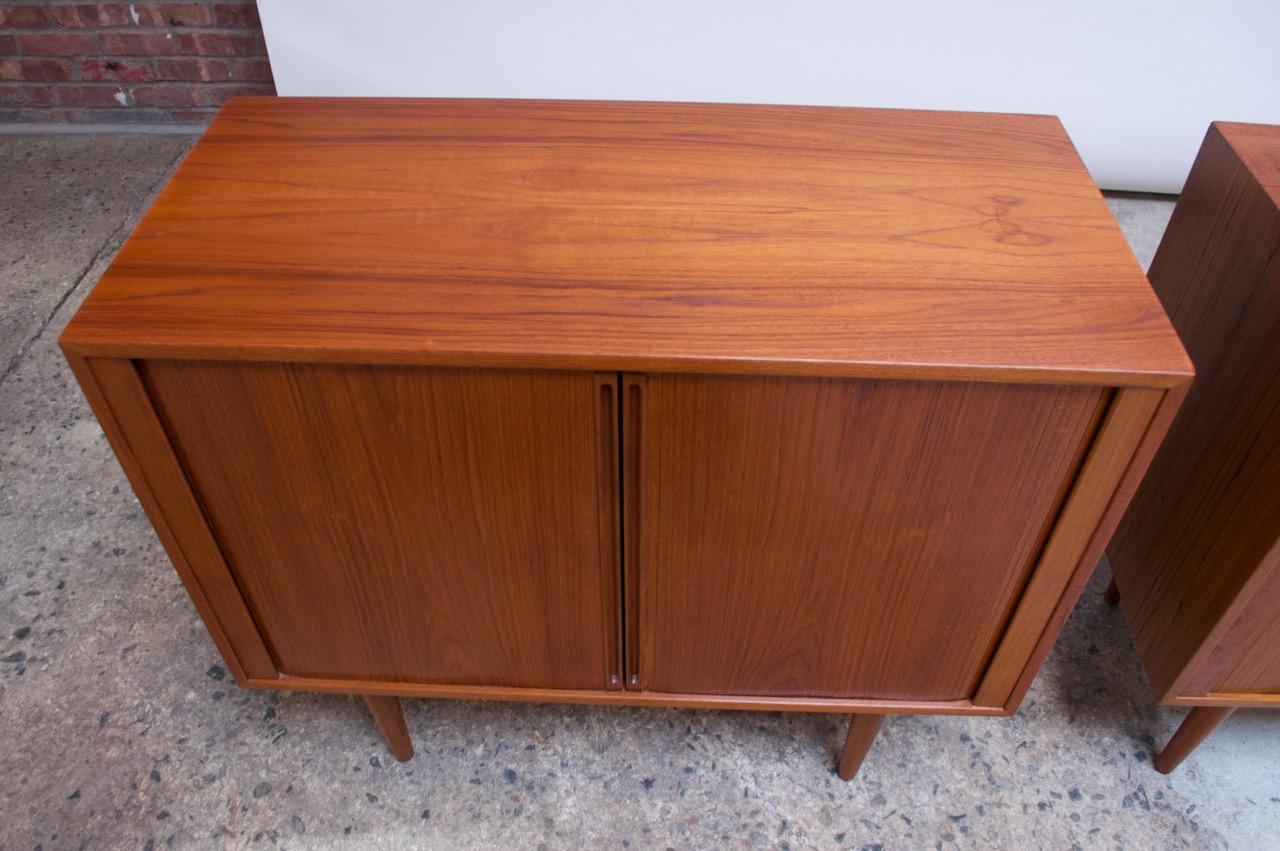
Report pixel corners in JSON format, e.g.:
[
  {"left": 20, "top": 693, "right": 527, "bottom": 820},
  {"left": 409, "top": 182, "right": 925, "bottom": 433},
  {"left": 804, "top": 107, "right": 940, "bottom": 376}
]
[{"left": 55, "top": 339, "right": 1192, "bottom": 389}]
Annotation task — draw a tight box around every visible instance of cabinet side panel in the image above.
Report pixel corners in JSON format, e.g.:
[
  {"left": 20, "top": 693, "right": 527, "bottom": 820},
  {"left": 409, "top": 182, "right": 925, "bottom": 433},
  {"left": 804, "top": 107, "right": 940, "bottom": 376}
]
[
  {"left": 1187, "top": 546, "right": 1280, "bottom": 696},
  {"left": 1152, "top": 127, "right": 1280, "bottom": 380},
  {"left": 637, "top": 374, "right": 1102, "bottom": 701},
  {"left": 1108, "top": 129, "right": 1280, "bottom": 701},
  {"left": 64, "top": 355, "right": 277, "bottom": 682},
  {"left": 140, "top": 361, "right": 615, "bottom": 690},
  {"left": 977, "top": 385, "right": 1170, "bottom": 709}
]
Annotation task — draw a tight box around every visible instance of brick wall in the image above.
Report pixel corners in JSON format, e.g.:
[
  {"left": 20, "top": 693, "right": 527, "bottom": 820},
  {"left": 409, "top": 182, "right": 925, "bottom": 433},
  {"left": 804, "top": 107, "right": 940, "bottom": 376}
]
[{"left": 0, "top": 1, "right": 274, "bottom": 123}]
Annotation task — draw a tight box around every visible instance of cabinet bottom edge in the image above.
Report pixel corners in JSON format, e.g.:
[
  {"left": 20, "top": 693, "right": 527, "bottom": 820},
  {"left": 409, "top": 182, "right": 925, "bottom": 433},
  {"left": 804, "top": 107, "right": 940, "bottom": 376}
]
[
  {"left": 241, "top": 675, "right": 1009, "bottom": 716},
  {"left": 1167, "top": 691, "right": 1280, "bottom": 709}
]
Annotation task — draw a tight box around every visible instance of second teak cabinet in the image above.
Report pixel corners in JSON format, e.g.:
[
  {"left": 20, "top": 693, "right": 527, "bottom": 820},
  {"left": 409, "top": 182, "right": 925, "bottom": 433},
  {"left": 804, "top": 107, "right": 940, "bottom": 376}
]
[{"left": 61, "top": 98, "right": 1191, "bottom": 779}]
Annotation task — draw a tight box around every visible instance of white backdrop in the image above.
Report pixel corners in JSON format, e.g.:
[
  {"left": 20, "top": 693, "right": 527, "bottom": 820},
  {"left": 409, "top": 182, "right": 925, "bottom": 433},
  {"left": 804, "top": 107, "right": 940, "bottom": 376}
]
[{"left": 257, "top": 0, "right": 1280, "bottom": 192}]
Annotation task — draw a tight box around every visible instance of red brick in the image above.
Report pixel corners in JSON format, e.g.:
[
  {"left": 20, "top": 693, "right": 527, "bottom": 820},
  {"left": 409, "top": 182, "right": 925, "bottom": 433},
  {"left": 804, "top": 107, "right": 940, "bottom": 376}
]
[
  {"left": 50, "top": 4, "right": 133, "bottom": 27},
  {"left": 133, "top": 83, "right": 206, "bottom": 107},
  {"left": 54, "top": 84, "right": 133, "bottom": 107},
  {"left": 80, "top": 58, "right": 155, "bottom": 82},
  {"left": 0, "top": 4, "right": 51, "bottom": 27},
  {"left": 175, "top": 31, "right": 260, "bottom": 56},
  {"left": 213, "top": 2, "right": 260, "bottom": 28},
  {"left": 132, "top": 3, "right": 214, "bottom": 27},
  {"left": 0, "top": 34, "right": 17, "bottom": 55},
  {"left": 0, "top": 84, "right": 53, "bottom": 107},
  {"left": 231, "top": 57, "right": 271, "bottom": 82},
  {"left": 0, "top": 58, "right": 75, "bottom": 81},
  {"left": 98, "top": 32, "right": 179, "bottom": 55},
  {"left": 154, "top": 57, "right": 230, "bottom": 81},
  {"left": 205, "top": 82, "right": 272, "bottom": 104},
  {"left": 18, "top": 33, "right": 98, "bottom": 56}
]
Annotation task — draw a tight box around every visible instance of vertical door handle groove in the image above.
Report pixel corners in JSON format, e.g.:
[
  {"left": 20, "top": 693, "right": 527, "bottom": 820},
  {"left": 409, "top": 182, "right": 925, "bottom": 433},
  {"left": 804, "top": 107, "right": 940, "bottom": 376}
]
[
  {"left": 593, "top": 373, "right": 623, "bottom": 689},
  {"left": 622, "top": 373, "right": 644, "bottom": 689}
]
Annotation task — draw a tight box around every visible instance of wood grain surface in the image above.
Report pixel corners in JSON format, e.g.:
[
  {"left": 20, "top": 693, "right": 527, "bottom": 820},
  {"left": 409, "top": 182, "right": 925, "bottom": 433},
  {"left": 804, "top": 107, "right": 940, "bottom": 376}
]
[
  {"left": 1218, "top": 121, "right": 1280, "bottom": 206},
  {"left": 139, "top": 360, "right": 619, "bottom": 689},
  {"left": 249, "top": 675, "right": 1006, "bottom": 716},
  {"left": 1108, "top": 122, "right": 1280, "bottom": 705},
  {"left": 56, "top": 99, "right": 1194, "bottom": 747},
  {"left": 66, "top": 356, "right": 277, "bottom": 682},
  {"left": 60, "top": 97, "right": 1189, "bottom": 387},
  {"left": 1214, "top": 559, "right": 1280, "bottom": 693},
  {"left": 632, "top": 373, "right": 1103, "bottom": 700},
  {"left": 974, "top": 384, "right": 1169, "bottom": 709}
]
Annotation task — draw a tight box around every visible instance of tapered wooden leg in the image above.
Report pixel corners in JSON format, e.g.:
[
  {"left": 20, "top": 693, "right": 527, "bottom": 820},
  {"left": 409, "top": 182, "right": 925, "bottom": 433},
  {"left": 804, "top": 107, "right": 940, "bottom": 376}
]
[
  {"left": 1103, "top": 577, "right": 1120, "bottom": 606},
  {"left": 836, "top": 714, "right": 885, "bottom": 781},
  {"left": 1154, "top": 706, "right": 1232, "bottom": 774},
  {"left": 363, "top": 695, "right": 414, "bottom": 762}
]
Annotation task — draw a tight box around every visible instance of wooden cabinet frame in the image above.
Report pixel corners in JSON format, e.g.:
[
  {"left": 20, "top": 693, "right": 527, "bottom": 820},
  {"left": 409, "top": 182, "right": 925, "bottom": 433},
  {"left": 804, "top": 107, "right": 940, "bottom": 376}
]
[
  {"left": 68, "top": 353, "right": 1181, "bottom": 718},
  {"left": 59, "top": 98, "right": 1193, "bottom": 779}
]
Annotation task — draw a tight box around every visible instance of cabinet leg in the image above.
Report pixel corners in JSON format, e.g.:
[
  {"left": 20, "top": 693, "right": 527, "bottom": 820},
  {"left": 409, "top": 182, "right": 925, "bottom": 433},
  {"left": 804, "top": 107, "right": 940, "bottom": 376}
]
[
  {"left": 836, "top": 714, "right": 885, "bottom": 781},
  {"left": 363, "top": 695, "right": 414, "bottom": 762},
  {"left": 1103, "top": 577, "right": 1120, "bottom": 606},
  {"left": 1154, "top": 706, "right": 1232, "bottom": 774}
]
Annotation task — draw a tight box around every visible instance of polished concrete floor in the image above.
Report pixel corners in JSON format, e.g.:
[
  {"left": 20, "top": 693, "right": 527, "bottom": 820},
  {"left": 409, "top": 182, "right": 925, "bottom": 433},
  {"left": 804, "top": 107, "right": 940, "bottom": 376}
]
[{"left": 1, "top": 132, "right": 1277, "bottom": 850}]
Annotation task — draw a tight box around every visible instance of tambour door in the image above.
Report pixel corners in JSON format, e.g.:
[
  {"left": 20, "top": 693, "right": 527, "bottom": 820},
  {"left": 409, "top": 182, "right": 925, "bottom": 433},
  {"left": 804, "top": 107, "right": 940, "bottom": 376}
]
[
  {"left": 138, "top": 361, "right": 621, "bottom": 690},
  {"left": 630, "top": 373, "right": 1106, "bottom": 701}
]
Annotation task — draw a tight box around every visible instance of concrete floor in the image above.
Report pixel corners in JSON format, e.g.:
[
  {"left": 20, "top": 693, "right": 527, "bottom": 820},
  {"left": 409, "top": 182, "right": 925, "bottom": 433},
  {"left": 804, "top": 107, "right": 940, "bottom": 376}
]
[{"left": 1, "top": 133, "right": 1277, "bottom": 851}]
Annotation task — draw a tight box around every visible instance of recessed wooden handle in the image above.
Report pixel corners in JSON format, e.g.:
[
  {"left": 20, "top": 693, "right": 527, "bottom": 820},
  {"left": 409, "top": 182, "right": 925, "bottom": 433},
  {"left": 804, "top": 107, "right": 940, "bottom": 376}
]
[
  {"left": 594, "top": 373, "right": 624, "bottom": 690},
  {"left": 622, "top": 374, "right": 644, "bottom": 690}
]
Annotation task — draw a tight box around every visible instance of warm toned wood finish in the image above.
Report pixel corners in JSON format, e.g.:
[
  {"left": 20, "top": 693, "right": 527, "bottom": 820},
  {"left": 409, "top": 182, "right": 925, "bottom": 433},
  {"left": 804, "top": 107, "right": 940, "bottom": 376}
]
[
  {"left": 260, "top": 679, "right": 1002, "bottom": 715},
  {"left": 65, "top": 355, "right": 277, "bottom": 682},
  {"left": 620, "top": 373, "right": 644, "bottom": 691},
  {"left": 837, "top": 715, "right": 886, "bottom": 781},
  {"left": 1153, "top": 707, "right": 1234, "bottom": 775},
  {"left": 1215, "top": 563, "right": 1280, "bottom": 694},
  {"left": 593, "top": 372, "right": 625, "bottom": 690},
  {"left": 1104, "top": 578, "right": 1121, "bottom": 606},
  {"left": 59, "top": 97, "right": 1190, "bottom": 388},
  {"left": 139, "top": 360, "right": 619, "bottom": 689},
  {"left": 363, "top": 696, "right": 414, "bottom": 762},
  {"left": 634, "top": 373, "right": 1103, "bottom": 700},
  {"left": 975, "top": 385, "right": 1174, "bottom": 709},
  {"left": 1108, "top": 122, "right": 1280, "bottom": 769},
  {"left": 59, "top": 98, "right": 1191, "bottom": 779}
]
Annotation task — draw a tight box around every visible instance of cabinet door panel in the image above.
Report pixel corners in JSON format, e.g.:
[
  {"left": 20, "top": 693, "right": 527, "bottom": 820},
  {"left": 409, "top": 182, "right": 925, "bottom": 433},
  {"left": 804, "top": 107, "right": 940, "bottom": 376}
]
[
  {"left": 635, "top": 374, "right": 1103, "bottom": 701},
  {"left": 141, "top": 361, "right": 618, "bottom": 689}
]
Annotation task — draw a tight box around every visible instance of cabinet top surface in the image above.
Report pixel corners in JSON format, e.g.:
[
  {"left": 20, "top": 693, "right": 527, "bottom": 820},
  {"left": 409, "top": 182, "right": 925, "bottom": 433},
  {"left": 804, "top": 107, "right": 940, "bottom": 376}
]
[
  {"left": 62, "top": 97, "right": 1190, "bottom": 385},
  {"left": 1215, "top": 121, "right": 1280, "bottom": 208}
]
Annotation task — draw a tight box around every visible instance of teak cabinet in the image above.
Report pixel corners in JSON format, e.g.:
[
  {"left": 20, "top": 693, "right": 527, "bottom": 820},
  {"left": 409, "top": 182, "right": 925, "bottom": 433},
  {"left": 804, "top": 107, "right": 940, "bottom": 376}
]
[
  {"left": 1107, "top": 122, "right": 1280, "bottom": 773},
  {"left": 60, "top": 98, "right": 1191, "bottom": 779}
]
